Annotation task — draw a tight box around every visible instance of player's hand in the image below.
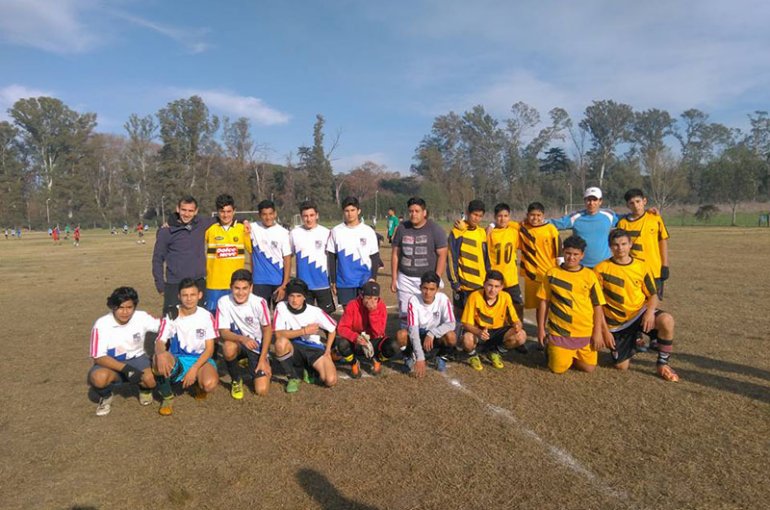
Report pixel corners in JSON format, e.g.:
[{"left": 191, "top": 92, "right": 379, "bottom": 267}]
[
  {"left": 591, "top": 333, "right": 605, "bottom": 351},
  {"left": 120, "top": 364, "right": 144, "bottom": 384},
  {"left": 243, "top": 220, "right": 251, "bottom": 235},
  {"left": 641, "top": 311, "right": 656, "bottom": 333},
  {"left": 648, "top": 207, "right": 660, "bottom": 216},
  {"left": 154, "top": 354, "right": 174, "bottom": 377},
  {"left": 243, "top": 337, "right": 259, "bottom": 351},
  {"left": 273, "top": 286, "right": 286, "bottom": 302},
  {"left": 304, "top": 323, "right": 320, "bottom": 336},
  {"left": 537, "top": 329, "right": 547, "bottom": 347},
  {"left": 256, "top": 359, "right": 271, "bottom": 379},
  {"left": 423, "top": 334, "right": 435, "bottom": 352},
  {"left": 660, "top": 266, "right": 670, "bottom": 281},
  {"left": 479, "top": 328, "right": 490, "bottom": 341},
  {"left": 390, "top": 280, "right": 397, "bottom": 293},
  {"left": 514, "top": 328, "right": 527, "bottom": 344},
  {"left": 451, "top": 282, "right": 461, "bottom": 293},
  {"left": 414, "top": 359, "right": 427, "bottom": 378},
  {"left": 602, "top": 329, "right": 616, "bottom": 350},
  {"left": 453, "top": 219, "right": 467, "bottom": 231},
  {"left": 182, "top": 366, "right": 198, "bottom": 388}
]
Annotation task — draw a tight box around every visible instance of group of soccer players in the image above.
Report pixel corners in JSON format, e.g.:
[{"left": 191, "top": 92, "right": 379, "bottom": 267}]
[{"left": 88, "top": 187, "right": 678, "bottom": 417}]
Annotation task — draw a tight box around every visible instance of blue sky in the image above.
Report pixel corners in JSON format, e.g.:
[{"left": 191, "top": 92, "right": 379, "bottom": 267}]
[{"left": 1, "top": 0, "right": 769, "bottom": 174}]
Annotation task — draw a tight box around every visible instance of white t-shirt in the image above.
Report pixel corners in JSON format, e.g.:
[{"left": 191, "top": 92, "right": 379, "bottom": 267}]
[
  {"left": 407, "top": 292, "right": 455, "bottom": 333},
  {"left": 326, "top": 222, "right": 378, "bottom": 288},
  {"left": 90, "top": 310, "right": 160, "bottom": 360},
  {"left": 215, "top": 293, "right": 271, "bottom": 353},
  {"left": 290, "top": 224, "right": 331, "bottom": 290},
  {"left": 273, "top": 301, "right": 336, "bottom": 350},
  {"left": 250, "top": 222, "right": 292, "bottom": 285},
  {"left": 157, "top": 307, "right": 217, "bottom": 356}
]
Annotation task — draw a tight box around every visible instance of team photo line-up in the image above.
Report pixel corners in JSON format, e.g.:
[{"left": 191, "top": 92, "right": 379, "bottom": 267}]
[{"left": 88, "top": 186, "right": 678, "bottom": 416}]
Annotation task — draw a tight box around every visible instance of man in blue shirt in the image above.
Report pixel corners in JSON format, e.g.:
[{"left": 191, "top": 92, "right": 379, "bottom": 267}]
[{"left": 549, "top": 187, "right": 617, "bottom": 268}]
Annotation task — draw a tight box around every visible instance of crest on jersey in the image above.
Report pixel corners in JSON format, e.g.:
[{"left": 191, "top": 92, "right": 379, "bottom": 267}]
[
  {"left": 215, "top": 236, "right": 225, "bottom": 241},
  {"left": 359, "top": 238, "right": 367, "bottom": 246},
  {"left": 133, "top": 333, "right": 142, "bottom": 343},
  {"left": 233, "top": 236, "right": 239, "bottom": 242},
  {"left": 271, "top": 241, "right": 278, "bottom": 248},
  {"left": 245, "top": 316, "right": 255, "bottom": 326},
  {"left": 196, "top": 328, "right": 206, "bottom": 339},
  {"left": 433, "top": 311, "right": 440, "bottom": 319},
  {"left": 315, "top": 240, "right": 323, "bottom": 249}
]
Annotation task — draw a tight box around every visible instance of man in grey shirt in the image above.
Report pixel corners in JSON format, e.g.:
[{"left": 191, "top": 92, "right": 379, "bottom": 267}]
[{"left": 390, "top": 197, "right": 447, "bottom": 328}]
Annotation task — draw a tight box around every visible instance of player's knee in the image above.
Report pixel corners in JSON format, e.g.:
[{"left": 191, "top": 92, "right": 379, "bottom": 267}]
[
  {"left": 89, "top": 368, "right": 115, "bottom": 388},
  {"left": 443, "top": 331, "right": 457, "bottom": 347},
  {"left": 201, "top": 377, "right": 218, "bottom": 393},
  {"left": 396, "top": 329, "right": 408, "bottom": 347},
  {"left": 141, "top": 369, "right": 156, "bottom": 388},
  {"left": 336, "top": 338, "right": 354, "bottom": 358},
  {"left": 462, "top": 332, "right": 476, "bottom": 351},
  {"left": 657, "top": 313, "right": 674, "bottom": 331},
  {"left": 579, "top": 363, "right": 597, "bottom": 373},
  {"left": 379, "top": 338, "right": 399, "bottom": 360},
  {"left": 613, "top": 360, "right": 630, "bottom": 371},
  {"left": 324, "top": 372, "right": 337, "bottom": 387},
  {"left": 274, "top": 336, "right": 291, "bottom": 356},
  {"left": 221, "top": 341, "right": 239, "bottom": 360},
  {"left": 254, "top": 380, "right": 269, "bottom": 396}
]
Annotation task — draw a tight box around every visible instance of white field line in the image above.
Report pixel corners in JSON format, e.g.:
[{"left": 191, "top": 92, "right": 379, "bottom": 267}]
[{"left": 442, "top": 374, "right": 629, "bottom": 503}]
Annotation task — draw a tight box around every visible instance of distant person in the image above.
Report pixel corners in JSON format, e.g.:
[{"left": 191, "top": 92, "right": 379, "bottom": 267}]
[
  {"left": 460, "top": 270, "right": 526, "bottom": 371},
  {"left": 64, "top": 224, "right": 70, "bottom": 240},
  {"left": 326, "top": 197, "right": 382, "bottom": 306},
  {"left": 73, "top": 225, "right": 81, "bottom": 247},
  {"left": 123, "top": 223, "right": 129, "bottom": 235},
  {"left": 153, "top": 278, "right": 219, "bottom": 416},
  {"left": 52, "top": 225, "right": 60, "bottom": 244},
  {"left": 447, "top": 200, "right": 490, "bottom": 318},
  {"left": 88, "top": 287, "right": 160, "bottom": 416},
  {"left": 386, "top": 207, "right": 398, "bottom": 244},
  {"left": 519, "top": 202, "right": 561, "bottom": 311},
  {"left": 4, "top": 228, "right": 8, "bottom": 240},
  {"left": 136, "top": 222, "right": 146, "bottom": 244},
  {"left": 16, "top": 226, "right": 21, "bottom": 238},
  {"left": 549, "top": 187, "right": 617, "bottom": 268},
  {"left": 216, "top": 269, "right": 273, "bottom": 400},
  {"left": 249, "top": 199, "right": 292, "bottom": 305},
  {"left": 289, "top": 201, "right": 335, "bottom": 313},
  {"left": 595, "top": 229, "right": 679, "bottom": 381},
  {"left": 536, "top": 235, "right": 606, "bottom": 374}
]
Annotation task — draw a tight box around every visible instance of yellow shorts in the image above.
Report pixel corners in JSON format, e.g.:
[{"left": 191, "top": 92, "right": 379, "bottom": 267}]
[
  {"left": 523, "top": 276, "right": 541, "bottom": 309},
  {"left": 547, "top": 343, "right": 597, "bottom": 374}
]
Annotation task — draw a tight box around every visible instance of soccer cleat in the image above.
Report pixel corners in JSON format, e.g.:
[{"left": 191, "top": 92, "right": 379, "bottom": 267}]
[
  {"left": 468, "top": 355, "right": 484, "bottom": 371},
  {"left": 285, "top": 378, "right": 300, "bottom": 393},
  {"left": 488, "top": 351, "right": 505, "bottom": 369},
  {"left": 230, "top": 379, "right": 244, "bottom": 400},
  {"left": 372, "top": 357, "right": 383, "bottom": 376},
  {"left": 138, "top": 390, "right": 153, "bottom": 406},
  {"left": 159, "top": 397, "right": 174, "bottom": 416},
  {"left": 404, "top": 356, "right": 416, "bottom": 373},
  {"left": 657, "top": 364, "right": 680, "bottom": 382},
  {"left": 436, "top": 356, "right": 447, "bottom": 373},
  {"left": 95, "top": 395, "right": 114, "bottom": 416},
  {"left": 302, "top": 369, "right": 316, "bottom": 385},
  {"left": 350, "top": 360, "right": 362, "bottom": 379}
]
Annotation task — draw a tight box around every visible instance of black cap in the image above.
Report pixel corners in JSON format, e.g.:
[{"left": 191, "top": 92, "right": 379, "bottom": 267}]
[{"left": 361, "top": 281, "right": 380, "bottom": 297}]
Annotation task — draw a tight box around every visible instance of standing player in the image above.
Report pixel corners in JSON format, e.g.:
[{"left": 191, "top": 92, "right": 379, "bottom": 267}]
[
  {"left": 487, "top": 203, "right": 524, "bottom": 321},
  {"left": 595, "top": 230, "right": 679, "bottom": 381},
  {"left": 88, "top": 287, "right": 160, "bottom": 416},
  {"left": 386, "top": 207, "right": 399, "bottom": 244},
  {"left": 64, "top": 224, "right": 70, "bottom": 240},
  {"left": 272, "top": 279, "right": 338, "bottom": 393},
  {"left": 52, "top": 225, "right": 60, "bottom": 244},
  {"left": 216, "top": 269, "right": 273, "bottom": 399},
  {"left": 397, "top": 271, "right": 457, "bottom": 378},
  {"left": 73, "top": 225, "right": 81, "bottom": 247},
  {"left": 460, "top": 270, "right": 526, "bottom": 371},
  {"left": 290, "top": 201, "right": 335, "bottom": 314},
  {"left": 136, "top": 222, "right": 146, "bottom": 244},
  {"left": 249, "top": 199, "right": 292, "bottom": 305},
  {"left": 536, "top": 235, "right": 606, "bottom": 374},
  {"left": 519, "top": 202, "right": 561, "bottom": 312},
  {"left": 153, "top": 278, "right": 219, "bottom": 416},
  {"left": 326, "top": 197, "right": 381, "bottom": 306},
  {"left": 390, "top": 197, "right": 447, "bottom": 328},
  {"left": 447, "top": 200, "right": 491, "bottom": 318},
  {"left": 203, "top": 194, "right": 251, "bottom": 314}
]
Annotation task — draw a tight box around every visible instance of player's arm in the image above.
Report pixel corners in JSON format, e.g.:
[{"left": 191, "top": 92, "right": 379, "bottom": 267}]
[
  {"left": 151, "top": 229, "right": 169, "bottom": 293},
  {"left": 273, "top": 254, "right": 292, "bottom": 301},
  {"left": 257, "top": 323, "right": 273, "bottom": 377},
  {"left": 93, "top": 355, "right": 142, "bottom": 383},
  {"left": 390, "top": 245, "right": 400, "bottom": 293},
  {"left": 481, "top": 238, "right": 491, "bottom": 273},
  {"left": 548, "top": 213, "right": 573, "bottom": 231},
  {"left": 369, "top": 252, "right": 382, "bottom": 280},
  {"left": 447, "top": 232, "right": 461, "bottom": 289},
  {"left": 435, "top": 246, "right": 448, "bottom": 281},
  {"left": 659, "top": 237, "right": 670, "bottom": 280},
  {"left": 641, "top": 290, "right": 660, "bottom": 333},
  {"left": 323, "top": 329, "right": 336, "bottom": 357},
  {"left": 536, "top": 298, "right": 548, "bottom": 346},
  {"left": 591, "top": 305, "right": 606, "bottom": 351},
  {"left": 337, "top": 305, "right": 360, "bottom": 343},
  {"left": 219, "top": 328, "right": 257, "bottom": 350},
  {"left": 326, "top": 251, "right": 337, "bottom": 295}
]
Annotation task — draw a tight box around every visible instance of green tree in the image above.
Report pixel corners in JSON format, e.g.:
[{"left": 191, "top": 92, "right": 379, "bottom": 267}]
[
  {"left": 0, "top": 121, "right": 26, "bottom": 225},
  {"left": 124, "top": 114, "right": 158, "bottom": 218},
  {"left": 298, "top": 114, "right": 335, "bottom": 212},
  {"left": 579, "top": 100, "right": 633, "bottom": 187},
  {"left": 702, "top": 145, "right": 762, "bottom": 225}
]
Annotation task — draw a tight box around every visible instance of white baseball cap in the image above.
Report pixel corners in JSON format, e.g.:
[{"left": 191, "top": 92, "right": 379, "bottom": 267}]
[{"left": 583, "top": 187, "right": 602, "bottom": 199}]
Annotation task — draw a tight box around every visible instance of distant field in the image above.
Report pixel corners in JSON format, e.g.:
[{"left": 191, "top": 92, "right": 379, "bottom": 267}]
[{"left": 0, "top": 227, "right": 768, "bottom": 510}]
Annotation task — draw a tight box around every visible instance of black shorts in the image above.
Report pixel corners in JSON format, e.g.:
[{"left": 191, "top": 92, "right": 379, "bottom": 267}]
[
  {"left": 308, "top": 288, "right": 336, "bottom": 314},
  {"left": 611, "top": 310, "right": 663, "bottom": 364},
  {"left": 504, "top": 285, "right": 523, "bottom": 306},
  {"left": 453, "top": 289, "right": 472, "bottom": 315},
  {"left": 484, "top": 327, "right": 511, "bottom": 349},
  {"left": 88, "top": 354, "right": 151, "bottom": 383},
  {"left": 252, "top": 284, "right": 279, "bottom": 304},
  {"left": 292, "top": 343, "right": 325, "bottom": 369},
  {"left": 336, "top": 287, "right": 359, "bottom": 307}
]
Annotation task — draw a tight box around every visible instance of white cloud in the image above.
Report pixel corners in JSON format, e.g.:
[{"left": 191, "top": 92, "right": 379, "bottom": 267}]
[
  {"left": 0, "top": 84, "right": 54, "bottom": 120},
  {"left": 113, "top": 11, "right": 211, "bottom": 54},
  {"left": 332, "top": 152, "right": 391, "bottom": 173},
  {"left": 168, "top": 88, "right": 290, "bottom": 126},
  {"left": 0, "top": 0, "right": 99, "bottom": 53}
]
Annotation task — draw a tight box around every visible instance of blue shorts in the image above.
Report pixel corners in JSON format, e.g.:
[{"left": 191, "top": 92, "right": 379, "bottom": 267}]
[
  {"left": 88, "top": 354, "right": 151, "bottom": 382},
  {"left": 204, "top": 289, "right": 230, "bottom": 314},
  {"left": 172, "top": 355, "right": 217, "bottom": 384}
]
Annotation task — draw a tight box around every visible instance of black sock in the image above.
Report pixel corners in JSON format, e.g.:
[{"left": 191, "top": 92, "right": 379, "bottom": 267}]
[
  {"left": 156, "top": 376, "right": 173, "bottom": 399},
  {"left": 225, "top": 358, "right": 241, "bottom": 382},
  {"left": 95, "top": 385, "right": 113, "bottom": 399},
  {"left": 277, "top": 352, "right": 298, "bottom": 379}
]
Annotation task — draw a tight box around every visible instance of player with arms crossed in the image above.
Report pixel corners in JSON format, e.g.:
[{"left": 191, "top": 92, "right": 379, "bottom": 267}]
[
  {"left": 272, "top": 279, "right": 338, "bottom": 393},
  {"left": 216, "top": 269, "right": 274, "bottom": 399},
  {"left": 519, "top": 202, "right": 561, "bottom": 313},
  {"left": 594, "top": 229, "right": 679, "bottom": 381},
  {"left": 88, "top": 287, "right": 160, "bottom": 416},
  {"left": 290, "top": 201, "right": 335, "bottom": 314},
  {"left": 250, "top": 199, "right": 292, "bottom": 305},
  {"left": 447, "top": 200, "right": 491, "bottom": 319},
  {"left": 153, "top": 278, "right": 219, "bottom": 416}
]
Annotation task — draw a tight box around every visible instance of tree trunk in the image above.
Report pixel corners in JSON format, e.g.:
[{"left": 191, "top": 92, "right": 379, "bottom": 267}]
[{"left": 731, "top": 202, "right": 737, "bottom": 226}]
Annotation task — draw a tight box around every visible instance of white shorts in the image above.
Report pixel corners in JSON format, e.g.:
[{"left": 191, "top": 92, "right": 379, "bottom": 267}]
[{"left": 396, "top": 272, "right": 444, "bottom": 327}]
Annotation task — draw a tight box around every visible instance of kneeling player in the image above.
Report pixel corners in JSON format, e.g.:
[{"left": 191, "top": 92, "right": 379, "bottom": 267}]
[
  {"left": 537, "top": 236, "right": 606, "bottom": 374},
  {"left": 461, "top": 270, "right": 526, "bottom": 371},
  {"left": 396, "top": 271, "right": 457, "bottom": 378},
  {"left": 272, "top": 279, "right": 338, "bottom": 393},
  {"left": 336, "top": 281, "right": 398, "bottom": 378},
  {"left": 216, "top": 269, "right": 273, "bottom": 399},
  {"left": 595, "top": 229, "right": 679, "bottom": 381},
  {"left": 153, "top": 279, "right": 219, "bottom": 415},
  {"left": 88, "top": 287, "right": 160, "bottom": 416}
]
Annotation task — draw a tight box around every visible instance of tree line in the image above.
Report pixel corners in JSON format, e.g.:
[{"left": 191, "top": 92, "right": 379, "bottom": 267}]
[{"left": 1, "top": 96, "right": 769, "bottom": 229}]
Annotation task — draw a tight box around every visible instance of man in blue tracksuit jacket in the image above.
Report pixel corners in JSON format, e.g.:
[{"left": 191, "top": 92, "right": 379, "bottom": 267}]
[{"left": 549, "top": 187, "right": 618, "bottom": 268}]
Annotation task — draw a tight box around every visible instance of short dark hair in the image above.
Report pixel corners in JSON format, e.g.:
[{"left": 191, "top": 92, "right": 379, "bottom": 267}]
[
  {"left": 285, "top": 278, "right": 309, "bottom": 297},
  {"left": 230, "top": 269, "right": 253, "bottom": 286},
  {"left": 485, "top": 270, "right": 505, "bottom": 283},
  {"left": 467, "top": 200, "right": 485, "bottom": 214},
  {"left": 624, "top": 188, "right": 645, "bottom": 202},
  {"left": 407, "top": 197, "right": 426, "bottom": 210},
  {"left": 178, "top": 195, "right": 198, "bottom": 208},
  {"left": 341, "top": 196, "right": 360, "bottom": 209},
  {"left": 387, "top": 207, "right": 395, "bottom": 213},
  {"left": 527, "top": 202, "right": 545, "bottom": 213},
  {"left": 420, "top": 271, "right": 441, "bottom": 286},
  {"left": 215, "top": 194, "right": 235, "bottom": 210},
  {"left": 299, "top": 200, "right": 317, "bottom": 214},
  {"left": 563, "top": 235, "right": 587, "bottom": 253},
  {"left": 257, "top": 199, "right": 275, "bottom": 212},
  {"left": 609, "top": 229, "right": 631, "bottom": 245},
  {"left": 493, "top": 203, "right": 510, "bottom": 215},
  {"left": 178, "top": 278, "right": 201, "bottom": 293},
  {"left": 106, "top": 286, "right": 139, "bottom": 309}
]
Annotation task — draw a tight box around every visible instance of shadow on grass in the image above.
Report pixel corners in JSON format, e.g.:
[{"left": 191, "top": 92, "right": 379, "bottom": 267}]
[{"left": 296, "top": 468, "right": 379, "bottom": 510}]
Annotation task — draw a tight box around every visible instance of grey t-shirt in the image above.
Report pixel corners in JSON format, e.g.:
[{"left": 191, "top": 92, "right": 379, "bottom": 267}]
[{"left": 392, "top": 219, "right": 447, "bottom": 278}]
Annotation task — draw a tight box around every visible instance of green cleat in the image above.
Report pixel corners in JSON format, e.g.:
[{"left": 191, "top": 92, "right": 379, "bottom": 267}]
[
  {"left": 488, "top": 351, "right": 505, "bottom": 369},
  {"left": 230, "top": 379, "right": 244, "bottom": 400},
  {"left": 302, "top": 369, "right": 316, "bottom": 385},
  {"left": 468, "top": 355, "right": 484, "bottom": 371},
  {"left": 286, "top": 378, "right": 301, "bottom": 393}
]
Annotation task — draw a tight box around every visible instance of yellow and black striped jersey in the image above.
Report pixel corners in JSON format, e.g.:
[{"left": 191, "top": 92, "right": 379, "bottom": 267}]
[
  {"left": 448, "top": 225, "right": 490, "bottom": 291},
  {"left": 616, "top": 212, "right": 669, "bottom": 277},
  {"left": 519, "top": 222, "right": 561, "bottom": 282},
  {"left": 488, "top": 222, "right": 520, "bottom": 288},
  {"left": 537, "top": 265, "right": 605, "bottom": 338},
  {"left": 205, "top": 221, "right": 251, "bottom": 290},
  {"left": 594, "top": 258, "right": 657, "bottom": 331},
  {"left": 461, "top": 288, "right": 520, "bottom": 329}
]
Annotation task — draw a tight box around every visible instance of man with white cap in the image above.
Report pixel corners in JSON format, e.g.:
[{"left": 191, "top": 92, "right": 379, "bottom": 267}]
[{"left": 549, "top": 187, "right": 618, "bottom": 268}]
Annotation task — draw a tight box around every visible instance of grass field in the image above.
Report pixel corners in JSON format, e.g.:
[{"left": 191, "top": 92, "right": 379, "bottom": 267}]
[{"left": 0, "top": 227, "right": 768, "bottom": 510}]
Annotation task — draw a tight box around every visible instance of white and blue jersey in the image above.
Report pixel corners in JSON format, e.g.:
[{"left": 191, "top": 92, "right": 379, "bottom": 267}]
[
  {"left": 272, "top": 301, "right": 336, "bottom": 351},
  {"left": 550, "top": 209, "right": 618, "bottom": 268},
  {"left": 250, "top": 221, "right": 291, "bottom": 286},
  {"left": 215, "top": 293, "right": 271, "bottom": 354},
  {"left": 157, "top": 306, "right": 217, "bottom": 357},
  {"left": 326, "top": 222, "right": 378, "bottom": 289},
  {"left": 90, "top": 311, "right": 160, "bottom": 361},
  {"left": 290, "top": 225, "right": 331, "bottom": 290}
]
